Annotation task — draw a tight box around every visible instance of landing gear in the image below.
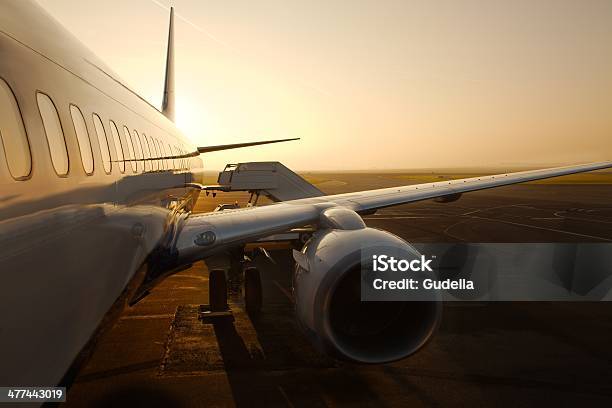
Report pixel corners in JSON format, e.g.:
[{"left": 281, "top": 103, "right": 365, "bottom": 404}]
[
  {"left": 243, "top": 267, "right": 262, "bottom": 318},
  {"left": 207, "top": 251, "right": 263, "bottom": 319},
  {"left": 227, "top": 247, "right": 245, "bottom": 295},
  {"left": 209, "top": 269, "right": 228, "bottom": 311}
]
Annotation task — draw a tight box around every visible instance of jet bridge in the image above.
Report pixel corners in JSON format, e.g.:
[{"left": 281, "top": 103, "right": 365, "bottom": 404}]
[{"left": 202, "top": 162, "right": 324, "bottom": 203}]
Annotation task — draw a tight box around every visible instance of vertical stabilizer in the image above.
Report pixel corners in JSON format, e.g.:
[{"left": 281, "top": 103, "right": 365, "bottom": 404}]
[{"left": 162, "top": 7, "right": 175, "bottom": 121}]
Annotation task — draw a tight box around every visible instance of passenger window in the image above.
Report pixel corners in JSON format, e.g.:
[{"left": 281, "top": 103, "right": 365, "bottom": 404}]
[
  {"left": 0, "top": 79, "right": 31, "bottom": 179},
  {"left": 162, "top": 141, "right": 168, "bottom": 170},
  {"left": 37, "top": 93, "right": 68, "bottom": 176},
  {"left": 132, "top": 130, "right": 144, "bottom": 172},
  {"left": 116, "top": 124, "right": 131, "bottom": 173},
  {"left": 143, "top": 134, "right": 155, "bottom": 170},
  {"left": 154, "top": 139, "right": 162, "bottom": 170},
  {"left": 148, "top": 135, "right": 159, "bottom": 171},
  {"left": 123, "top": 126, "right": 139, "bottom": 173},
  {"left": 168, "top": 145, "right": 174, "bottom": 169},
  {"left": 158, "top": 140, "right": 166, "bottom": 170},
  {"left": 176, "top": 147, "right": 181, "bottom": 169},
  {"left": 152, "top": 137, "right": 160, "bottom": 170},
  {"left": 69, "top": 105, "right": 94, "bottom": 175},
  {"left": 109, "top": 121, "right": 125, "bottom": 173},
  {"left": 167, "top": 144, "right": 173, "bottom": 170},
  {"left": 150, "top": 137, "right": 158, "bottom": 168},
  {"left": 136, "top": 130, "right": 150, "bottom": 171},
  {"left": 139, "top": 132, "right": 149, "bottom": 159},
  {"left": 93, "top": 114, "right": 111, "bottom": 173}
]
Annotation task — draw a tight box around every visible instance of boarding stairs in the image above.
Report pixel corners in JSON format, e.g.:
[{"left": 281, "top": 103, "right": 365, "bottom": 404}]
[{"left": 202, "top": 162, "right": 324, "bottom": 202}]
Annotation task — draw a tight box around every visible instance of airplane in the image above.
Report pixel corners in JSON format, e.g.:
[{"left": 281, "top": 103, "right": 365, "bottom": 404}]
[{"left": 0, "top": 0, "right": 610, "bottom": 387}]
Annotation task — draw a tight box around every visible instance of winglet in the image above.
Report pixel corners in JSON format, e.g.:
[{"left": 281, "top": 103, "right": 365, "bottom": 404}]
[
  {"left": 197, "top": 138, "right": 299, "bottom": 154},
  {"left": 162, "top": 7, "right": 175, "bottom": 122}
]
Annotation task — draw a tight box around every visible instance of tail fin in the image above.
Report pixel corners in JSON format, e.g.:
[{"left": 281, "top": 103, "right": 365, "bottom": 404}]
[{"left": 162, "top": 7, "right": 175, "bottom": 122}]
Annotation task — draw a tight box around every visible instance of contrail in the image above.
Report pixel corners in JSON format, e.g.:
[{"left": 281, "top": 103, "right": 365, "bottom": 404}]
[
  {"left": 147, "top": 0, "right": 331, "bottom": 97},
  {"left": 148, "top": 0, "right": 231, "bottom": 48}
]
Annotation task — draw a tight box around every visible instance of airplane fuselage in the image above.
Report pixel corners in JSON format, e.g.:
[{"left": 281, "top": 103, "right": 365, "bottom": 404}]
[{"left": 0, "top": 1, "right": 203, "bottom": 386}]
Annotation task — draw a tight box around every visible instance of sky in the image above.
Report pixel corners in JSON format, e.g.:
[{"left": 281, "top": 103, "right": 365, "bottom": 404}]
[{"left": 36, "top": 0, "right": 612, "bottom": 171}]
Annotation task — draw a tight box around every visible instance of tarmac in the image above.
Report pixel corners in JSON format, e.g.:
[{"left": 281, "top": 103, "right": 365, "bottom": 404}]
[{"left": 65, "top": 172, "right": 612, "bottom": 407}]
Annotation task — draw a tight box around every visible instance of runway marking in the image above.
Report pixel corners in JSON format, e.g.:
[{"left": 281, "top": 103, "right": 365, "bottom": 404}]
[
  {"left": 364, "top": 216, "right": 434, "bottom": 220},
  {"left": 366, "top": 204, "right": 612, "bottom": 241},
  {"left": 376, "top": 366, "right": 612, "bottom": 396},
  {"left": 277, "top": 386, "right": 296, "bottom": 408},
  {"left": 442, "top": 219, "right": 472, "bottom": 242},
  {"left": 273, "top": 280, "right": 294, "bottom": 301},
  {"left": 470, "top": 215, "right": 612, "bottom": 241},
  {"left": 554, "top": 211, "right": 612, "bottom": 224},
  {"left": 167, "top": 274, "right": 208, "bottom": 281},
  {"left": 560, "top": 216, "right": 612, "bottom": 224},
  {"left": 462, "top": 204, "right": 529, "bottom": 216},
  {"left": 120, "top": 313, "right": 175, "bottom": 320}
]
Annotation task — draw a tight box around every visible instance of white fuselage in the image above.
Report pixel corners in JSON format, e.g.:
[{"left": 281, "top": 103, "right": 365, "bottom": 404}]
[{"left": 0, "top": 1, "right": 203, "bottom": 386}]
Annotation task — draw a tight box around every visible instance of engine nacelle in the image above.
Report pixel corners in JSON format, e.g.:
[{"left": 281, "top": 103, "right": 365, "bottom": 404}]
[
  {"left": 293, "top": 227, "right": 442, "bottom": 364},
  {"left": 434, "top": 192, "right": 462, "bottom": 203}
]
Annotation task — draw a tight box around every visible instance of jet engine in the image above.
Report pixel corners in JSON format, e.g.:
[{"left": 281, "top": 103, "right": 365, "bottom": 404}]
[
  {"left": 433, "top": 192, "right": 462, "bottom": 203},
  {"left": 292, "top": 215, "right": 442, "bottom": 364}
]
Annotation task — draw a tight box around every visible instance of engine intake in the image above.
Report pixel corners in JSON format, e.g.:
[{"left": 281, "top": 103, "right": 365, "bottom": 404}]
[{"left": 293, "top": 227, "right": 442, "bottom": 363}]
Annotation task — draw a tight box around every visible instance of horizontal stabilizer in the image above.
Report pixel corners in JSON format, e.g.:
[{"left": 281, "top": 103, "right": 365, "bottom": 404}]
[
  {"left": 197, "top": 138, "right": 299, "bottom": 154},
  {"left": 112, "top": 138, "right": 300, "bottom": 163}
]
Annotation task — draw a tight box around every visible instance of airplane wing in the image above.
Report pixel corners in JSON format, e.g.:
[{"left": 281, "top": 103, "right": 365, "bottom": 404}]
[{"left": 175, "top": 161, "right": 612, "bottom": 261}]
